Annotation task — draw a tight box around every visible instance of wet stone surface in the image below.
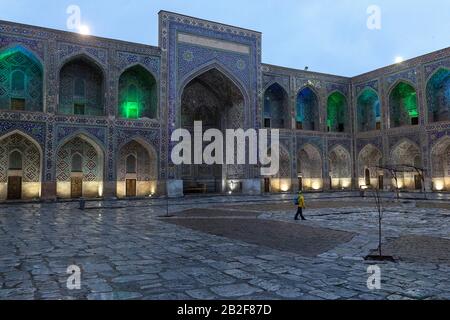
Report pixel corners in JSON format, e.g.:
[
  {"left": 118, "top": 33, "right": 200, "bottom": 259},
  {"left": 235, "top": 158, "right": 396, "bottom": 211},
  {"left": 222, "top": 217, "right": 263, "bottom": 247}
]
[{"left": 0, "top": 196, "right": 449, "bottom": 300}]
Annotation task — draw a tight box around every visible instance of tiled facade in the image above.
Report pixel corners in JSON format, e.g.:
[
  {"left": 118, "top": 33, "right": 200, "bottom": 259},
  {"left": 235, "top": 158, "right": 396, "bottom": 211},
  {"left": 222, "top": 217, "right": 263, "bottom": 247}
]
[{"left": 0, "top": 11, "right": 449, "bottom": 200}]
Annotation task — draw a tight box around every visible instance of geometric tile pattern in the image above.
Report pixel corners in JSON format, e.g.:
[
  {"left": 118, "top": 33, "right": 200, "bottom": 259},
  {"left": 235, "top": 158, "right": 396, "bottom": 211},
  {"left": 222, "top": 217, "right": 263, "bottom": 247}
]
[
  {"left": 56, "top": 137, "right": 101, "bottom": 182},
  {"left": 0, "top": 133, "right": 41, "bottom": 182},
  {"left": 117, "top": 140, "right": 157, "bottom": 181}
]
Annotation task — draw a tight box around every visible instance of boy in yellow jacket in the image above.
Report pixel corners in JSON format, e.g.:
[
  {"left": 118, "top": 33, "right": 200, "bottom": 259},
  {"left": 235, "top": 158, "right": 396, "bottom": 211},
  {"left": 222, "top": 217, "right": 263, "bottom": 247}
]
[{"left": 295, "top": 192, "right": 306, "bottom": 221}]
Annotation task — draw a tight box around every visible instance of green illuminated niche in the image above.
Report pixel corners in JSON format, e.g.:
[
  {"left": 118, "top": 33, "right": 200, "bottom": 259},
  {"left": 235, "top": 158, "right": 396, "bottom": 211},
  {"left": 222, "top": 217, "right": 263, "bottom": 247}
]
[
  {"left": 118, "top": 65, "right": 157, "bottom": 119},
  {"left": 0, "top": 46, "right": 43, "bottom": 112},
  {"left": 327, "top": 92, "right": 347, "bottom": 132},
  {"left": 124, "top": 101, "right": 139, "bottom": 119},
  {"left": 390, "top": 82, "right": 418, "bottom": 123}
]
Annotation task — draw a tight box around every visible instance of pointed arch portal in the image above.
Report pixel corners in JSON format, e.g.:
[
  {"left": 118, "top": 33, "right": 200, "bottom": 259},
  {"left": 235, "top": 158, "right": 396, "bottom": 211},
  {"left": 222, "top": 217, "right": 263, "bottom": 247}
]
[
  {"left": 427, "top": 68, "right": 450, "bottom": 123},
  {"left": 56, "top": 134, "right": 104, "bottom": 199},
  {"left": 59, "top": 55, "right": 105, "bottom": 116},
  {"left": 391, "top": 140, "right": 422, "bottom": 190},
  {"left": 389, "top": 82, "right": 418, "bottom": 128},
  {"left": 118, "top": 65, "right": 158, "bottom": 119},
  {"left": 328, "top": 145, "right": 352, "bottom": 189},
  {"left": 431, "top": 137, "right": 450, "bottom": 191},
  {"left": 297, "top": 144, "right": 323, "bottom": 191},
  {"left": 357, "top": 89, "right": 381, "bottom": 132},
  {"left": 0, "top": 46, "right": 43, "bottom": 112},
  {"left": 296, "top": 87, "right": 319, "bottom": 131},
  {"left": 358, "top": 144, "right": 383, "bottom": 189},
  {"left": 263, "top": 83, "right": 290, "bottom": 129},
  {"left": 0, "top": 131, "right": 42, "bottom": 200},
  {"left": 180, "top": 67, "right": 245, "bottom": 194},
  {"left": 117, "top": 139, "right": 158, "bottom": 198}
]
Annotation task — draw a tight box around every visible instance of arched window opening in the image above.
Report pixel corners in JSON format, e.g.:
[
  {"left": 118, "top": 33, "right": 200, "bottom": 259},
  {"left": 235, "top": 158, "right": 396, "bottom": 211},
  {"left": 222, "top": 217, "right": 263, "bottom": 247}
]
[
  {"left": 11, "top": 70, "right": 25, "bottom": 92},
  {"left": 9, "top": 151, "right": 23, "bottom": 170},
  {"left": 427, "top": 69, "right": 450, "bottom": 123},
  {"left": 126, "top": 154, "right": 137, "bottom": 174},
  {"left": 59, "top": 57, "right": 104, "bottom": 116},
  {"left": 390, "top": 82, "right": 418, "bottom": 128},
  {"left": 327, "top": 92, "right": 347, "bottom": 133},
  {"left": 118, "top": 65, "right": 157, "bottom": 120},
  {"left": 296, "top": 87, "right": 319, "bottom": 131},
  {"left": 71, "top": 154, "right": 83, "bottom": 173},
  {"left": 357, "top": 89, "right": 381, "bottom": 132},
  {"left": 263, "top": 83, "right": 289, "bottom": 129},
  {"left": 0, "top": 47, "right": 43, "bottom": 112}
]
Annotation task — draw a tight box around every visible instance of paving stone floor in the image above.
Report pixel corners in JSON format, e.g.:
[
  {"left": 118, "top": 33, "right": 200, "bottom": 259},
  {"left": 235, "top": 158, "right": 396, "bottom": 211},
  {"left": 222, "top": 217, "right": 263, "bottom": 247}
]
[{"left": 0, "top": 196, "right": 449, "bottom": 300}]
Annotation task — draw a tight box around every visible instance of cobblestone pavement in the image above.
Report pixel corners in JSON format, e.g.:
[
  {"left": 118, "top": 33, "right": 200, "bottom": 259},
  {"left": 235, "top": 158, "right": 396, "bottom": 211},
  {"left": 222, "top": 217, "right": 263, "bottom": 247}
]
[{"left": 0, "top": 197, "right": 449, "bottom": 300}]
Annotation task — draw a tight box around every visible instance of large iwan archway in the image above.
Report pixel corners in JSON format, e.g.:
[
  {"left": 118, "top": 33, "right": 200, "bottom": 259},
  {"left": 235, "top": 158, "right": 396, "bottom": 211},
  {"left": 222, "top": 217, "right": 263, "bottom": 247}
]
[{"left": 179, "top": 67, "right": 245, "bottom": 194}]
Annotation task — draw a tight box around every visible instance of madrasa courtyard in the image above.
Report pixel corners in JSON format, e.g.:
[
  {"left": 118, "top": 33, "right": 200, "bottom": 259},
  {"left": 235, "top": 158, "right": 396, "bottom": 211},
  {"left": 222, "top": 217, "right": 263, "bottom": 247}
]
[
  {"left": 0, "top": 7, "right": 450, "bottom": 302},
  {"left": 1, "top": 193, "right": 449, "bottom": 300}
]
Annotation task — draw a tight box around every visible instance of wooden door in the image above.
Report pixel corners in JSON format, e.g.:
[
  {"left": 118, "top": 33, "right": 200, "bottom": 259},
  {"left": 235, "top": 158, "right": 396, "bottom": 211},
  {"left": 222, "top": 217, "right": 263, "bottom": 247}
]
[
  {"left": 264, "top": 178, "right": 270, "bottom": 193},
  {"left": 7, "top": 176, "right": 22, "bottom": 200},
  {"left": 378, "top": 175, "right": 384, "bottom": 190},
  {"left": 298, "top": 177, "right": 303, "bottom": 191},
  {"left": 414, "top": 175, "right": 422, "bottom": 191},
  {"left": 71, "top": 177, "right": 83, "bottom": 198},
  {"left": 126, "top": 179, "right": 137, "bottom": 197},
  {"left": 365, "top": 169, "right": 371, "bottom": 186}
]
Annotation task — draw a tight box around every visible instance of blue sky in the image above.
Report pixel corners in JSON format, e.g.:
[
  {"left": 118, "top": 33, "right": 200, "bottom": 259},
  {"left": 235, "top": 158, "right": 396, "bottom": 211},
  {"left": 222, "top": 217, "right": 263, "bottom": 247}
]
[{"left": 0, "top": 0, "right": 448, "bottom": 76}]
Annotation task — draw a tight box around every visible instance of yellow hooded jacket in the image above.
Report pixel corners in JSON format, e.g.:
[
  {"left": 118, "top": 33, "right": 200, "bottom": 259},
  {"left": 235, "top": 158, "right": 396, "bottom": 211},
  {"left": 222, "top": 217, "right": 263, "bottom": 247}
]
[{"left": 298, "top": 194, "right": 306, "bottom": 208}]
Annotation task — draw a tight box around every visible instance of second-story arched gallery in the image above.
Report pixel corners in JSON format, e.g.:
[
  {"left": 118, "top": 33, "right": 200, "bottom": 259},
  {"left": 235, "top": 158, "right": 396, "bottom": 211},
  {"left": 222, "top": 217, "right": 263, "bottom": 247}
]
[{"left": 0, "top": 11, "right": 449, "bottom": 200}]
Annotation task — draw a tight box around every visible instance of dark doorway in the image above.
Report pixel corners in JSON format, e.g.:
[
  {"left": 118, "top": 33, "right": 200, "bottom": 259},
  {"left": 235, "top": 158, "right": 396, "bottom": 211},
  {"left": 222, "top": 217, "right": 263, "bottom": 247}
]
[
  {"left": 126, "top": 179, "right": 137, "bottom": 197},
  {"left": 264, "top": 178, "right": 270, "bottom": 193},
  {"left": 71, "top": 177, "right": 83, "bottom": 198},
  {"left": 414, "top": 175, "right": 422, "bottom": 191},
  {"left": 298, "top": 177, "right": 303, "bottom": 191},
  {"left": 7, "top": 176, "right": 22, "bottom": 200},
  {"left": 378, "top": 175, "right": 384, "bottom": 190},
  {"left": 365, "top": 168, "right": 371, "bottom": 186}
]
